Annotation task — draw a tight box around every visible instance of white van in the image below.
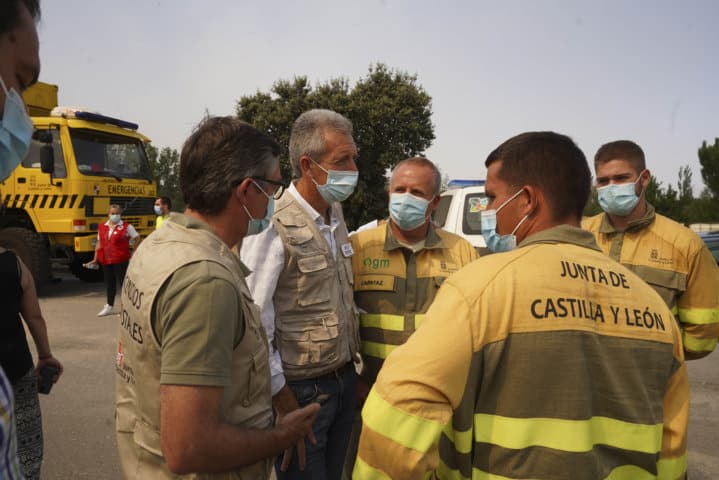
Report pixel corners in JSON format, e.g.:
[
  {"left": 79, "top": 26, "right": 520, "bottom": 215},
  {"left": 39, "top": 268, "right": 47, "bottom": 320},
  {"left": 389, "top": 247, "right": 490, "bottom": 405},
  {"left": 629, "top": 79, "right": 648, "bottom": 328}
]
[{"left": 432, "top": 179, "right": 489, "bottom": 253}]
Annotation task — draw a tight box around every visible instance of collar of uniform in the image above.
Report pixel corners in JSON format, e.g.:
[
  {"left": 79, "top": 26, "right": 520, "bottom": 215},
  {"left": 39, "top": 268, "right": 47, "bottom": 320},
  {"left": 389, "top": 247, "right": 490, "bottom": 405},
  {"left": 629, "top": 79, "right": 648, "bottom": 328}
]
[
  {"left": 383, "top": 221, "right": 446, "bottom": 251},
  {"left": 287, "top": 182, "right": 339, "bottom": 230},
  {"left": 519, "top": 224, "right": 602, "bottom": 252},
  {"left": 167, "top": 212, "right": 216, "bottom": 234},
  {"left": 598, "top": 203, "right": 656, "bottom": 234}
]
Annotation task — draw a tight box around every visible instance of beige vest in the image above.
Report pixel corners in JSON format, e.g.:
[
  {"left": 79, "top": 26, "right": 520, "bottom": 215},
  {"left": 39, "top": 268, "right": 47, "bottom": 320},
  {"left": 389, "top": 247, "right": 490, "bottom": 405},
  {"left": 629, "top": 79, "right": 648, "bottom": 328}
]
[
  {"left": 115, "top": 218, "right": 273, "bottom": 479},
  {"left": 272, "top": 194, "right": 360, "bottom": 381}
]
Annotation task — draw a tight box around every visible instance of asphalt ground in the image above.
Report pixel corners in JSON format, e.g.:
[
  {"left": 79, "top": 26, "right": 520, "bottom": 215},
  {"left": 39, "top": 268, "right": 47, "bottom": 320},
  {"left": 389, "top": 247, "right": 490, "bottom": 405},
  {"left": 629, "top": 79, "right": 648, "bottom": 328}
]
[{"left": 28, "top": 270, "right": 719, "bottom": 479}]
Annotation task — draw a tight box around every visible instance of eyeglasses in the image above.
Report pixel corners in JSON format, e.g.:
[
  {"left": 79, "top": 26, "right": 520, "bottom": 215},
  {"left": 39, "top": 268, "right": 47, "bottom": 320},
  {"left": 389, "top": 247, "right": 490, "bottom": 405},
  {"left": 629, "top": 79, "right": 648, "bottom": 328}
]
[{"left": 251, "top": 177, "right": 286, "bottom": 200}]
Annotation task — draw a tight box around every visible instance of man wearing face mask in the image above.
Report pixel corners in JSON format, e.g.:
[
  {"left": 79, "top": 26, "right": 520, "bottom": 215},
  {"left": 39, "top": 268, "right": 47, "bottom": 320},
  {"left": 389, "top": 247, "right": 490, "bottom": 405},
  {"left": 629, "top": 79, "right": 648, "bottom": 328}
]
[
  {"left": 583, "top": 140, "right": 719, "bottom": 360},
  {"left": 355, "top": 132, "right": 688, "bottom": 479},
  {"left": 115, "top": 116, "right": 320, "bottom": 479},
  {"left": 344, "top": 157, "right": 477, "bottom": 477},
  {"left": 153, "top": 196, "right": 172, "bottom": 230},
  {"left": 241, "top": 109, "right": 360, "bottom": 479},
  {"left": 350, "top": 157, "right": 477, "bottom": 390}
]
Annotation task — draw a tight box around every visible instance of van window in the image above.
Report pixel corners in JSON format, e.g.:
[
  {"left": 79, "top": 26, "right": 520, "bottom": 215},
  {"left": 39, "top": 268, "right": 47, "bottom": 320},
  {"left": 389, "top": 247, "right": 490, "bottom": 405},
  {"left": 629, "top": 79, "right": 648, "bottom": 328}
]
[
  {"left": 433, "top": 195, "right": 452, "bottom": 227},
  {"left": 463, "top": 193, "right": 487, "bottom": 234}
]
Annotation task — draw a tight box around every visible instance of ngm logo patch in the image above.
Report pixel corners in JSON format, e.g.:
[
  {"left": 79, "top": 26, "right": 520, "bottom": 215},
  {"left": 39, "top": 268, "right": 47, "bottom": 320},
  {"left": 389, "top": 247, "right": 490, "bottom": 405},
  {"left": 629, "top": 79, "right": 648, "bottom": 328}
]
[{"left": 363, "top": 257, "right": 390, "bottom": 270}]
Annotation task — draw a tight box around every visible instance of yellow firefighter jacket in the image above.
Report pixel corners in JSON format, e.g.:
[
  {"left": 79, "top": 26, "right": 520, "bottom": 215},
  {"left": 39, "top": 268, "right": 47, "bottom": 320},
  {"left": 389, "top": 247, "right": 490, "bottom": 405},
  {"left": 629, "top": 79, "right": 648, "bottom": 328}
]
[
  {"left": 583, "top": 204, "right": 719, "bottom": 359},
  {"left": 350, "top": 222, "right": 478, "bottom": 383},
  {"left": 354, "top": 225, "right": 688, "bottom": 480}
]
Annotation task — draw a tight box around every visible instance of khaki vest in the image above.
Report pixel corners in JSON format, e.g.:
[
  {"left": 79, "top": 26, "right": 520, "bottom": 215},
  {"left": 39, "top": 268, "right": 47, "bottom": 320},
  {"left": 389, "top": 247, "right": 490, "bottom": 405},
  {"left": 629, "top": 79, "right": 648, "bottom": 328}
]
[
  {"left": 115, "top": 217, "right": 273, "bottom": 479},
  {"left": 271, "top": 194, "right": 360, "bottom": 381}
]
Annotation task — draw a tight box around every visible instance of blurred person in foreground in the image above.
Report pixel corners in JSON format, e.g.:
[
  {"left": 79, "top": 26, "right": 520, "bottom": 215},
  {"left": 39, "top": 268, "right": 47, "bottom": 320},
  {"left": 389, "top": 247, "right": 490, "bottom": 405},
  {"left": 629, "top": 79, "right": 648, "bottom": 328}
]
[
  {"left": 115, "top": 116, "right": 319, "bottom": 479},
  {"left": 354, "top": 131, "right": 688, "bottom": 479},
  {"left": 1, "top": 1, "right": 47, "bottom": 478}
]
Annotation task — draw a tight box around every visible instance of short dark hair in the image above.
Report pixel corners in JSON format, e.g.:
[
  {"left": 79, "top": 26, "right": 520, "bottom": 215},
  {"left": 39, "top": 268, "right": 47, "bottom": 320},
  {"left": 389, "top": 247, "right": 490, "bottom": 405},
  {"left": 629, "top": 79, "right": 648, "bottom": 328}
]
[
  {"left": 0, "top": 0, "right": 41, "bottom": 35},
  {"left": 594, "top": 140, "right": 646, "bottom": 174},
  {"left": 391, "top": 157, "right": 442, "bottom": 196},
  {"left": 160, "top": 196, "right": 172, "bottom": 210},
  {"left": 485, "top": 131, "right": 591, "bottom": 221},
  {"left": 180, "top": 116, "right": 281, "bottom": 215}
]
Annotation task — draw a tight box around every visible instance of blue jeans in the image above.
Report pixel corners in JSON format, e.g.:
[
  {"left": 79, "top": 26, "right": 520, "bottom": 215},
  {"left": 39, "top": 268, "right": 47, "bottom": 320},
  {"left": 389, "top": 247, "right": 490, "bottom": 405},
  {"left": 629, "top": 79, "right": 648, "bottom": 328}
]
[{"left": 275, "top": 363, "right": 357, "bottom": 480}]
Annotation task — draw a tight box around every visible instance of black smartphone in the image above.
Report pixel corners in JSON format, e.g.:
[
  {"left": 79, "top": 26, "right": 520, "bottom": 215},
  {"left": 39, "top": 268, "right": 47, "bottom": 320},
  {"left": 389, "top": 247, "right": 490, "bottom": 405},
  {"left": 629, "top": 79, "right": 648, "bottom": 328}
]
[{"left": 38, "top": 365, "right": 59, "bottom": 394}]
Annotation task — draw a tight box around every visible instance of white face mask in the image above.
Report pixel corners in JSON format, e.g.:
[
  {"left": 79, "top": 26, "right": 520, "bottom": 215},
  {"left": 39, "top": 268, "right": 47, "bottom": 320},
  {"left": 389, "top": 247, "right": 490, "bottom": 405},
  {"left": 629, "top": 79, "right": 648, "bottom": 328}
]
[{"left": 110, "top": 214, "right": 121, "bottom": 224}]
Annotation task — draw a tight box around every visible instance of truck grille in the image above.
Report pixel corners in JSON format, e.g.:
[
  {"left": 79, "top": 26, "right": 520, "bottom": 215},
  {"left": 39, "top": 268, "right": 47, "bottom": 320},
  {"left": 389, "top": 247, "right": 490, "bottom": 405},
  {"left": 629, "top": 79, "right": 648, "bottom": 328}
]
[{"left": 109, "top": 197, "right": 156, "bottom": 216}]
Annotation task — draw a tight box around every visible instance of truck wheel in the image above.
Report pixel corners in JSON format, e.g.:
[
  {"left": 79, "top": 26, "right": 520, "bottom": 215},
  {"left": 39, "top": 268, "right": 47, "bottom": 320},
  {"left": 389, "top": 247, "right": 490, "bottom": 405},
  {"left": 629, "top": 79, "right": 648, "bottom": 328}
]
[
  {"left": 0, "top": 227, "right": 52, "bottom": 286},
  {"left": 70, "top": 258, "right": 104, "bottom": 282}
]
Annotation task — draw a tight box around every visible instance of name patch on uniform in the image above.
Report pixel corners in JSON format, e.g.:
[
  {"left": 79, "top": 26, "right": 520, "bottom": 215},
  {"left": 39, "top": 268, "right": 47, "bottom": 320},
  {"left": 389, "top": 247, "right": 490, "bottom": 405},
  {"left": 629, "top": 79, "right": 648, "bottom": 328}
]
[
  {"left": 341, "top": 243, "right": 354, "bottom": 257},
  {"left": 356, "top": 274, "right": 395, "bottom": 292}
]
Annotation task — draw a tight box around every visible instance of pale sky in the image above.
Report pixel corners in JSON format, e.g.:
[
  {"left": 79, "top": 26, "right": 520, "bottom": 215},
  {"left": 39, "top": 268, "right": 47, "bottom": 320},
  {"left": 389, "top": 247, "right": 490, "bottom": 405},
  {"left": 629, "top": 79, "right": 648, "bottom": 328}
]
[{"left": 37, "top": 0, "right": 719, "bottom": 193}]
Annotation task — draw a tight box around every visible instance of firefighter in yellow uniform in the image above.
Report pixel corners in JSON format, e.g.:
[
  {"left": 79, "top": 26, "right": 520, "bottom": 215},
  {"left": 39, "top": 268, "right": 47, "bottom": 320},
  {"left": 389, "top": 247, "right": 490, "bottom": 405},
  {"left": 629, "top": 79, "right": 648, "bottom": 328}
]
[
  {"left": 583, "top": 140, "right": 719, "bottom": 359},
  {"left": 350, "top": 157, "right": 478, "bottom": 387},
  {"left": 355, "top": 132, "right": 688, "bottom": 480}
]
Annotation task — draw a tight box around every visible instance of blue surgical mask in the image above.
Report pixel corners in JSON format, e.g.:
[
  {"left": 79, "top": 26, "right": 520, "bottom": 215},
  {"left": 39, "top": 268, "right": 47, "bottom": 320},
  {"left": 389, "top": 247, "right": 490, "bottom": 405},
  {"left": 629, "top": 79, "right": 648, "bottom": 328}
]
[
  {"left": 597, "top": 172, "right": 645, "bottom": 216},
  {"left": 481, "top": 189, "right": 529, "bottom": 253},
  {"left": 110, "top": 214, "right": 122, "bottom": 224},
  {"left": 244, "top": 181, "right": 274, "bottom": 236},
  {"left": 311, "top": 159, "right": 358, "bottom": 203},
  {"left": 154, "top": 205, "right": 162, "bottom": 215},
  {"left": 389, "top": 192, "right": 431, "bottom": 231},
  {"left": 0, "top": 76, "right": 34, "bottom": 182}
]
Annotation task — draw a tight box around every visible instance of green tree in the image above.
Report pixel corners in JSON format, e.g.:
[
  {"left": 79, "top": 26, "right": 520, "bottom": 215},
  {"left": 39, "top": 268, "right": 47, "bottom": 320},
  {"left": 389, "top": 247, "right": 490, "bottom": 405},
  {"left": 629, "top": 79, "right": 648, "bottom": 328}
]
[
  {"left": 236, "top": 63, "right": 434, "bottom": 228},
  {"left": 698, "top": 138, "right": 719, "bottom": 199},
  {"left": 147, "top": 144, "right": 183, "bottom": 211}
]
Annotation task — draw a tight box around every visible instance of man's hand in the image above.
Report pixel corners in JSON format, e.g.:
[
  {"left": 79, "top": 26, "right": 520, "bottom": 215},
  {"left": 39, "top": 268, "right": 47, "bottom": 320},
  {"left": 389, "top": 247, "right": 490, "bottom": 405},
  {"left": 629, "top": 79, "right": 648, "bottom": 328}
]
[
  {"left": 35, "top": 355, "right": 63, "bottom": 383},
  {"left": 273, "top": 385, "right": 318, "bottom": 471}
]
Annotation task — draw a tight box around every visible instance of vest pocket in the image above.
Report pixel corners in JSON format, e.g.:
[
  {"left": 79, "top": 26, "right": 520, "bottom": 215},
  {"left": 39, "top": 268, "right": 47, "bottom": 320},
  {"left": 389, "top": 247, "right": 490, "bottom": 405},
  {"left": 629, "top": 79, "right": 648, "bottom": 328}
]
[
  {"left": 277, "top": 315, "right": 340, "bottom": 367},
  {"left": 297, "top": 254, "right": 332, "bottom": 306}
]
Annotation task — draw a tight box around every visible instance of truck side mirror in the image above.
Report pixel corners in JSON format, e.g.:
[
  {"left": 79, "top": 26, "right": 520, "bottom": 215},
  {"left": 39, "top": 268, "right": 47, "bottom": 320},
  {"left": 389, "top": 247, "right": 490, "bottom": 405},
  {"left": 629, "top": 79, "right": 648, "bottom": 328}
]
[{"left": 40, "top": 145, "right": 55, "bottom": 174}]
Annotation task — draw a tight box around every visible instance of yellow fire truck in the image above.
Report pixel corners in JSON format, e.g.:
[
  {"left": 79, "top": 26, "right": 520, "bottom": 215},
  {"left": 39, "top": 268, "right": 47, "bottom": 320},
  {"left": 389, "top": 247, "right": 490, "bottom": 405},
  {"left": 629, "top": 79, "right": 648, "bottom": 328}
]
[{"left": 0, "top": 82, "right": 157, "bottom": 284}]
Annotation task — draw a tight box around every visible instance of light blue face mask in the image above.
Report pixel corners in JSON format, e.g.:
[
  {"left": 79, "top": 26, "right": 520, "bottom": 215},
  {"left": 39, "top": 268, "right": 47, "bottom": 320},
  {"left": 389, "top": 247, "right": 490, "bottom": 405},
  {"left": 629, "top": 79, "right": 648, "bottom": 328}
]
[
  {"left": 311, "top": 159, "right": 358, "bottom": 203},
  {"left": 597, "top": 172, "right": 645, "bottom": 216},
  {"left": 154, "top": 205, "right": 162, "bottom": 216},
  {"left": 0, "top": 76, "right": 34, "bottom": 182},
  {"left": 110, "top": 214, "right": 122, "bottom": 224},
  {"left": 389, "top": 192, "right": 431, "bottom": 231},
  {"left": 244, "top": 180, "right": 274, "bottom": 236},
  {"left": 481, "top": 189, "right": 529, "bottom": 253}
]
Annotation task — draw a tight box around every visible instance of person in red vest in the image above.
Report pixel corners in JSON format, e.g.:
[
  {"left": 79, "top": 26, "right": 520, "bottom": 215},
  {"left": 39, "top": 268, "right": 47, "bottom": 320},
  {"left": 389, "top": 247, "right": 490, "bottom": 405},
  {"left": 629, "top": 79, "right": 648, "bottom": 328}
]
[{"left": 88, "top": 204, "right": 141, "bottom": 316}]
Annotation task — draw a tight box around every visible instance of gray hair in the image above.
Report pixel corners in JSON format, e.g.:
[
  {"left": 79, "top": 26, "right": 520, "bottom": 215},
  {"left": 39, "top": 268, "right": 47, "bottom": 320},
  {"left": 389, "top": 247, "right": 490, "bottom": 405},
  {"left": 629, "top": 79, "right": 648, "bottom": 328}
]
[
  {"left": 390, "top": 157, "right": 442, "bottom": 196},
  {"left": 109, "top": 204, "right": 122, "bottom": 213},
  {"left": 289, "top": 109, "right": 353, "bottom": 178}
]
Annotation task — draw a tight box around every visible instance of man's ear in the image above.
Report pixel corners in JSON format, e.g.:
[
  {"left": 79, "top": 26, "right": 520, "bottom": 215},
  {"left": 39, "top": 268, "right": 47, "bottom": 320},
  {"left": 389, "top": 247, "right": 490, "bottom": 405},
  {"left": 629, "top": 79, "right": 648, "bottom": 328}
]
[
  {"left": 640, "top": 169, "right": 652, "bottom": 188},
  {"left": 299, "top": 155, "right": 314, "bottom": 176},
  {"left": 235, "top": 178, "right": 254, "bottom": 204},
  {"left": 521, "top": 185, "right": 541, "bottom": 217}
]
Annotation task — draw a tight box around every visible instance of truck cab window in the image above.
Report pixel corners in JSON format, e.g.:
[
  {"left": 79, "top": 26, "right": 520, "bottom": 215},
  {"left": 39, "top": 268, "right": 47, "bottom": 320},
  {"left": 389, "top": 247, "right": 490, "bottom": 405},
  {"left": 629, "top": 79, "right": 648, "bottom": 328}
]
[{"left": 21, "top": 129, "right": 67, "bottom": 178}]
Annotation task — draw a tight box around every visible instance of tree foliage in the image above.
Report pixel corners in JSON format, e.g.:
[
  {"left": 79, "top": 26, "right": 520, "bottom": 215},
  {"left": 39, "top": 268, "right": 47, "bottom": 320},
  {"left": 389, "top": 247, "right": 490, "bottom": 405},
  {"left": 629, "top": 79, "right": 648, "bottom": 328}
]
[
  {"left": 699, "top": 138, "right": 719, "bottom": 200},
  {"left": 236, "top": 63, "right": 434, "bottom": 228},
  {"left": 146, "top": 144, "right": 183, "bottom": 211}
]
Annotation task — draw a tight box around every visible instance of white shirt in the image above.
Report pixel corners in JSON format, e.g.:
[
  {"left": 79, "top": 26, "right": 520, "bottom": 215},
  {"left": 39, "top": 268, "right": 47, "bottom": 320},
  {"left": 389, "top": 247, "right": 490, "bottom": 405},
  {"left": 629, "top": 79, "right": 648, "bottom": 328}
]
[{"left": 241, "top": 183, "right": 341, "bottom": 395}]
